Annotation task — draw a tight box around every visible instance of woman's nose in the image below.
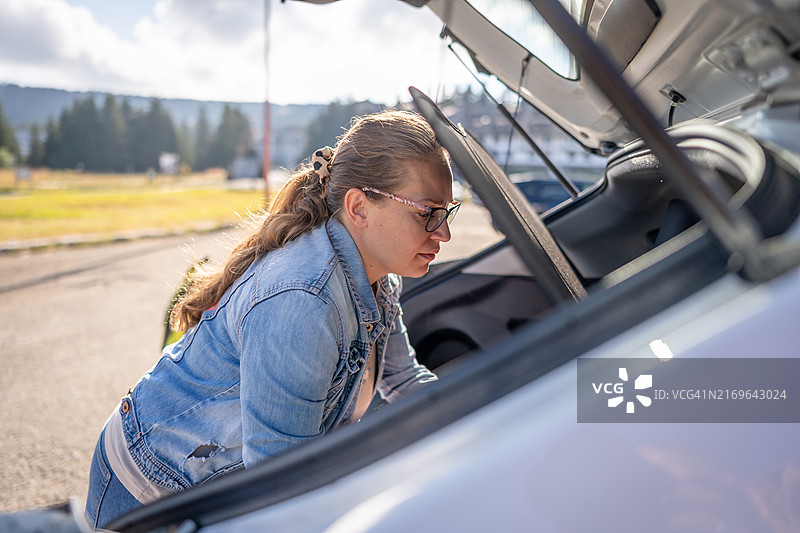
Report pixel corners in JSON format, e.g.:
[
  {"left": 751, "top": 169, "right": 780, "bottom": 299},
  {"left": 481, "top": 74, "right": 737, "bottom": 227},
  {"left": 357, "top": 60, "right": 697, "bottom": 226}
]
[{"left": 431, "top": 220, "right": 451, "bottom": 242}]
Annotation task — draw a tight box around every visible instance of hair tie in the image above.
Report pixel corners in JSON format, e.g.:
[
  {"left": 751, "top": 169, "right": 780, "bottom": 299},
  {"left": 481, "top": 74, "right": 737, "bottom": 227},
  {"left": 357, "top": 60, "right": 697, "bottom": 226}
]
[{"left": 311, "top": 147, "right": 333, "bottom": 185}]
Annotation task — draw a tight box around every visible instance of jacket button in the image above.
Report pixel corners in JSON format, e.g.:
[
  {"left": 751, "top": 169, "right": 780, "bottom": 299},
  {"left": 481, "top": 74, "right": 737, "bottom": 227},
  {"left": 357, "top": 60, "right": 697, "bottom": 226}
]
[
  {"left": 121, "top": 401, "right": 130, "bottom": 414},
  {"left": 365, "top": 323, "right": 373, "bottom": 331}
]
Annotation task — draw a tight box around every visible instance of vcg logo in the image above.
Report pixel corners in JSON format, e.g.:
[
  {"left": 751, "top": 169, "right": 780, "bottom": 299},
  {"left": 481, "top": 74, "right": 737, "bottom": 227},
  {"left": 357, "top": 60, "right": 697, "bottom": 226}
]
[{"left": 592, "top": 367, "right": 653, "bottom": 414}]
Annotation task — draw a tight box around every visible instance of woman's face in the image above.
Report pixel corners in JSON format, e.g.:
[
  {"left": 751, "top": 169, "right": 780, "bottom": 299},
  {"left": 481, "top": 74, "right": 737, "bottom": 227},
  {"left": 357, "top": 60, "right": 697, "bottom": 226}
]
[{"left": 358, "top": 159, "right": 454, "bottom": 283}]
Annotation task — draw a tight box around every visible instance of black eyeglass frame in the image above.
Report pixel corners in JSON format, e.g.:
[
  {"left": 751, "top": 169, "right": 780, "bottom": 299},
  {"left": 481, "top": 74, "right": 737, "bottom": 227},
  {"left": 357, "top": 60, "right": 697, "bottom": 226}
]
[{"left": 360, "top": 187, "right": 460, "bottom": 233}]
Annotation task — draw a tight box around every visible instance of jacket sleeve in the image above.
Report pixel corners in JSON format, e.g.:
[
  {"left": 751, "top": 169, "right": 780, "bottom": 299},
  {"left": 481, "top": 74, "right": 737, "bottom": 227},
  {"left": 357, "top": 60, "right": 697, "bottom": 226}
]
[
  {"left": 377, "top": 302, "right": 438, "bottom": 403},
  {"left": 238, "top": 289, "right": 341, "bottom": 468}
]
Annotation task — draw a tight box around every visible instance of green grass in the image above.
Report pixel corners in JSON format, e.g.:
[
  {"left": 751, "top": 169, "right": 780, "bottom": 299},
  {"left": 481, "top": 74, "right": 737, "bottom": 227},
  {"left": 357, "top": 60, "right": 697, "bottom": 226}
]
[{"left": 0, "top": 186, "right": 267, "bottom": 242}]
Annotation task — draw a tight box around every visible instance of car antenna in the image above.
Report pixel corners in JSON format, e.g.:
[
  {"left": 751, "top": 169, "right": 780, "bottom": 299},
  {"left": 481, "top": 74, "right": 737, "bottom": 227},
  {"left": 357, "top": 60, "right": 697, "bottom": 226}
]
[
  {"left": 446, "top": 40, "right": 580, "bottom": 198},
  {"left": 667, "top": 89, "right": 686, "bottom": 128}
]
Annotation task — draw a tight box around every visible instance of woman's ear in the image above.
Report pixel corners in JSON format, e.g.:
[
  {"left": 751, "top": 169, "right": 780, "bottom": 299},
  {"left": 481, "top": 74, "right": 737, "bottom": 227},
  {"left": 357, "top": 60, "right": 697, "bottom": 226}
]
[{"left": 342, "top": 188, "right": 370, "bottom": 229}]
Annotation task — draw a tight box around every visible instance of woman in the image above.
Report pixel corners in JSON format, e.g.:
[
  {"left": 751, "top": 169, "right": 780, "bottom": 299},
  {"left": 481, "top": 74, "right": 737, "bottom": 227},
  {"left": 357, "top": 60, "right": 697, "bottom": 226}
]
[{"left": 84, "top": 110, "right": 460, "bottom": 528}]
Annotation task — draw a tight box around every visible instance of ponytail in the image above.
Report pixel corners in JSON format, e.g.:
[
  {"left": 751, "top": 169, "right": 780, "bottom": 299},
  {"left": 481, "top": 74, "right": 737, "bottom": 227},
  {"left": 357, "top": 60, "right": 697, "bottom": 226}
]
[{"left": 170, "top": 166, "right": 329, "bottom": 331}]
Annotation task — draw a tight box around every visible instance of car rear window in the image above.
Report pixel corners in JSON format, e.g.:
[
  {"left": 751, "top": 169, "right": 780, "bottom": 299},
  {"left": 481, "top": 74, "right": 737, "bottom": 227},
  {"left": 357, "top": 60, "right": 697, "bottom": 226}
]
[{"left": 465, "top": 0, "right": 584, "bottom": 79}]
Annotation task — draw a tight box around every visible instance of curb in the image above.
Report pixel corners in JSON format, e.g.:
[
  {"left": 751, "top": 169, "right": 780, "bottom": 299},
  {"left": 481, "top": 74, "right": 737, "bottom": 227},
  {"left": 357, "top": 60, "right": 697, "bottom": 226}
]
[{"left": 0, "top": 221, "right": 236, "bottom": 254}]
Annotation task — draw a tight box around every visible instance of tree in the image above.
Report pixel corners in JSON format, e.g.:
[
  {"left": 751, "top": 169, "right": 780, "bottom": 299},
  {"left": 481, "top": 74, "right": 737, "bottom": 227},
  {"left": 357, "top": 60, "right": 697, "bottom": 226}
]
[
  {"left": 129, "top": 98, "right": 180, "bottom": 172},
  {"left": 301, "top": 100, "right": 380, "bottom": 163},
  {"left": 97, "top": 94, "right": 126, "bottom": 172},
  {"left": 177, "top": 121, "right": 194, "bottom": 172},
  {"left": 52, "top": 96, "right": 101, "bottom": 170},
  {"left": 37, "top": 94, "right": 213, "bottom": 173},
  {"left": 119, "top": 99, "right": 135, "bottom": 172},
  {"left": 207, "top": 105, "right": 253, "bottom": 169},
  {"left": 0, "top": 101, "right": 20, "bottom": 167},
  {"left": 194, "top": 107, "right": 213, "bottom": 170},
  {"left": 43, "top": 118, "right": 64, "bottom": 169},
  {"left": 27, "top": 124, "right": 45, "bottom": 167}
]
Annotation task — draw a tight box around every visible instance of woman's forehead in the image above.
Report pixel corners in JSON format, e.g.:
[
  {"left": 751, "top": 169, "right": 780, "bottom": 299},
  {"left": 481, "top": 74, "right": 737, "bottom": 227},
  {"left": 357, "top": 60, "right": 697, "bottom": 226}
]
[{"left": 397, "top": 160, "right": 453, "bottom": 203}]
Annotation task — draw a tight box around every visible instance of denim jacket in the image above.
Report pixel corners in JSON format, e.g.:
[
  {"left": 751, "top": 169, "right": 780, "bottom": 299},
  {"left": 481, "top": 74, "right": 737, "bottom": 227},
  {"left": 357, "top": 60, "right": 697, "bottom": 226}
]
[{"left": 119, "top": 218, "right": 436, "bottom": 492}]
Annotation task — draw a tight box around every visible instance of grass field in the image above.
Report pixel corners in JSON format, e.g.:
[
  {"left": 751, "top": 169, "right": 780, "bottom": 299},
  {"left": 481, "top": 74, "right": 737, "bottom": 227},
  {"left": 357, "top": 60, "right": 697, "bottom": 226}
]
[{"left": 0, "top": 169, "right": 275, "bottom": 245}]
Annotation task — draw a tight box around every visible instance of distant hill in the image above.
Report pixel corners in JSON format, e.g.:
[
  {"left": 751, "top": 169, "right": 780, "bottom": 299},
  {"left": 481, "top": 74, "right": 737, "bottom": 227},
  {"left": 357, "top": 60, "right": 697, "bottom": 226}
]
[{"left": 0, "top": 83, "right": 325, "bottom": 138}]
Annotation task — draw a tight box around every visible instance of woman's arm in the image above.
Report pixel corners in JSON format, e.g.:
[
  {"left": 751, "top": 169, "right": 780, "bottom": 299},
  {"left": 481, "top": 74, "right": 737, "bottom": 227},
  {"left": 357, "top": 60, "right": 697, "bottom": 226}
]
[
  {"left": 377, "top": 303, "right": 437, "bottom": 403},
  {"left": 238, "top": 290, "right": 341, "bottom": 467}
]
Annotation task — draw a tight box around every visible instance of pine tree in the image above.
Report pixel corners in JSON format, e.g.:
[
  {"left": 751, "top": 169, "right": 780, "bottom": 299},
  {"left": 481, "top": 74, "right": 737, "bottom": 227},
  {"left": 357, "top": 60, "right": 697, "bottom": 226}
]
[
  {"left": 56, "top": 96, "right": 100, "bottom": 170},
  {"left": 120, "top": 99, "right": 135, "bottom": 172},
  {"left": 301, "top": 100, "right": 379, "bottom": 162},
  {"left": 0, "top": 101, "right": 20, "bottom": 167},
  {"left": 208, "top": 105, "right": 253, "bottom": 169},
  {"left": 98, "top": 94, "right": 126, "bottom": 172},
  {"left": 27, "top": 124, "right": 45, "bottom": 167},
  {"left": 128, "top": 99, "right": 180, "bottom": 172},
  {"left": 43, "top": 118, "right": 63, "bottom": 169},
  {"left": 194, "top": 107, "right": 212, "bottom": 170},
  {"left": 177, "top": 121, "right": 194, "bottom": 172}
]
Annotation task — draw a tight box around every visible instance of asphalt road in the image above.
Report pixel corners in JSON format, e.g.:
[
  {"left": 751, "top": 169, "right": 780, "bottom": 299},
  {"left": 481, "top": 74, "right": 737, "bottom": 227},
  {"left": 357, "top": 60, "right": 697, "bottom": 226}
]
[{"left": 0, "top": 204, "right": 500, "bottom": 514}]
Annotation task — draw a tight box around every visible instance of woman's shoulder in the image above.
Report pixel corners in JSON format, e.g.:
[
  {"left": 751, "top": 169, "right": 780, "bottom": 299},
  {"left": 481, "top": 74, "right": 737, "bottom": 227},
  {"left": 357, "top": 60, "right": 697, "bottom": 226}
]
[{"left": 249, "top": 224, "right": 341, "bottom": 299}]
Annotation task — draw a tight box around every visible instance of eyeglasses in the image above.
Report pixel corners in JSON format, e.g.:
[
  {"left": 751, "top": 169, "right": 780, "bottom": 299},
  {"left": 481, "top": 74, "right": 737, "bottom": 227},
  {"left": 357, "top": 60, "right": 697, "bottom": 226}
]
[{"left": 361, "top": 187, "right": 460, "bottom": 233}]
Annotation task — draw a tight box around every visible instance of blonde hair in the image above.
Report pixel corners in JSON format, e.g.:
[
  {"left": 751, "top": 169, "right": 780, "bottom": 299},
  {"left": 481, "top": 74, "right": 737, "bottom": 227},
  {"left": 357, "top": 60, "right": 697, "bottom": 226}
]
[{"left": 170, "top": 110, "right": 449, "bottom": 331}]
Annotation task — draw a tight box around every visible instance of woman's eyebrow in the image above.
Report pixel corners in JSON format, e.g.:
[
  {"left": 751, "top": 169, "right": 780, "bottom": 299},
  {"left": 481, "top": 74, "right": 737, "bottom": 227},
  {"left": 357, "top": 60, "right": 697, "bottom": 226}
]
[{"left": 419, "top": 197, "right": 453, "bottom": 207}]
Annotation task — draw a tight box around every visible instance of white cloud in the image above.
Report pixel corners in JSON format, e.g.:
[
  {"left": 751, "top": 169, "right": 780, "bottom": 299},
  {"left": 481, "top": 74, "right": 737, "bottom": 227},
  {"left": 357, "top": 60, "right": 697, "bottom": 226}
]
[
  {"left": 269, "top": 0, "right": 462, "bottom": 104},
  {"left": 0, "top": 0, "right": 474, "bottom": 104},
  {"left": 125, "top": 0, "right": 267, "bottom": 101},
  {"left": 0, "top": 0, "right": 135, "bottom": 90}
]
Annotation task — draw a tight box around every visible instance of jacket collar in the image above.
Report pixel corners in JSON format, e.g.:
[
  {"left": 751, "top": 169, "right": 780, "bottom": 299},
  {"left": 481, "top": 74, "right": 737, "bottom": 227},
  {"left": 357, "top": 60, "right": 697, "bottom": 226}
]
[{"left": 325, "top": 217, "right": 383, "bottom": 325}]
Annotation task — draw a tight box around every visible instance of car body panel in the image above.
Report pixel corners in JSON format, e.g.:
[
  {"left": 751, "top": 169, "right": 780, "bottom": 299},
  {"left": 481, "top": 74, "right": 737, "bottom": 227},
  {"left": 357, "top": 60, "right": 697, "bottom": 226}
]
[{"left": 201, "top": 246, "right": 800, "bottom": 532}]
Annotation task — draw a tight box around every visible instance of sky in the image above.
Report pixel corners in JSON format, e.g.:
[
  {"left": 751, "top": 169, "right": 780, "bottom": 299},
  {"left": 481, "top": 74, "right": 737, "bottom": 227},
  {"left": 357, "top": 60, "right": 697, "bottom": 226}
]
[{"left": 0, "top": 0, "right": 478, "bottom": 105}]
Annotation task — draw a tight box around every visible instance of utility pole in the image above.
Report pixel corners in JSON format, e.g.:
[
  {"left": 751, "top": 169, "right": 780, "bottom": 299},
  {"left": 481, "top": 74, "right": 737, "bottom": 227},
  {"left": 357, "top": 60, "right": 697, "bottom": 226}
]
[{"left": 262, "top": 0, "right": 272, "bottom": 204}]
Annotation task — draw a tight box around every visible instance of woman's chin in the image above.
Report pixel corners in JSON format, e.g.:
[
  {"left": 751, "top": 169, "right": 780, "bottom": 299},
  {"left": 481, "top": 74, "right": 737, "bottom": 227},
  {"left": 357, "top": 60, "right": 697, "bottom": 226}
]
[{"left": 409, "top": 264, "right": 433, "bottom": 279}]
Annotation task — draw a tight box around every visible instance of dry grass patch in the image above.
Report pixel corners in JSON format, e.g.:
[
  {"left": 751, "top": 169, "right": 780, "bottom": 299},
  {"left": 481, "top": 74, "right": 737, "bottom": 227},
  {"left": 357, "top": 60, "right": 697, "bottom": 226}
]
[{"left": 0, "top": 170, "right": 269, "bottom": 243}]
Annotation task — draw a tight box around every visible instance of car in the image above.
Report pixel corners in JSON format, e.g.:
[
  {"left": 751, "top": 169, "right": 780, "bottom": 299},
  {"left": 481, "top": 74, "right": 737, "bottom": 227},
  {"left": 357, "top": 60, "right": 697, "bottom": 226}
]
[
  {"left": 7, "top": 0, "right": 800, "bottom": 531},
  {"left": 511, "top": 173, "right": 598, "bottom": 213}
]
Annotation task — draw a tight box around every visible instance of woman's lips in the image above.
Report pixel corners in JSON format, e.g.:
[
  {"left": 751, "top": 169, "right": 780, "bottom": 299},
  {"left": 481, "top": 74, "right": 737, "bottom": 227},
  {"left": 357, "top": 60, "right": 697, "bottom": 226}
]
[{"left": 419, "top": 252, "right": 437, "bottom": 262}]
